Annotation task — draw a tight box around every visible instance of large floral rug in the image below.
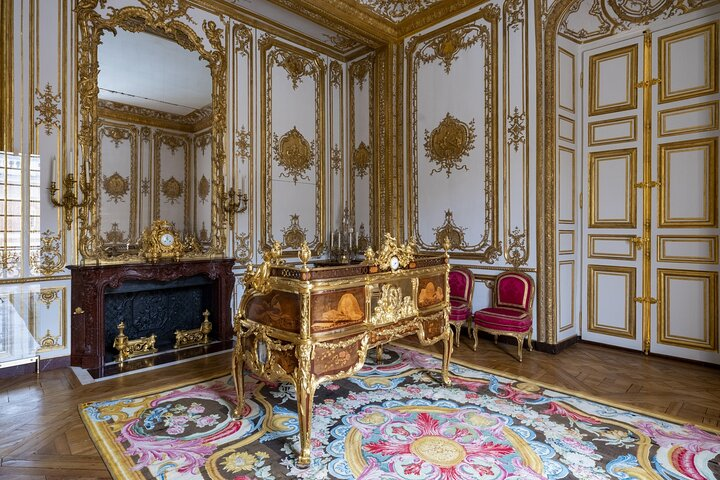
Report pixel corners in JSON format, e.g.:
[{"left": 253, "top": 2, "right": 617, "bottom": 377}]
[{"left": 80, "top": 345, "right": 720, "bottom": 479}]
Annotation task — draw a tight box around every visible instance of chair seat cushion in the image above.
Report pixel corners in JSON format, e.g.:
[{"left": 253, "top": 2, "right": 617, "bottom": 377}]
[
  {"left": 474, "top": 307, "right": 531, "bottom": 332},
  {"left": 449, "top": 299, "right": 471, "bottom": 322}
]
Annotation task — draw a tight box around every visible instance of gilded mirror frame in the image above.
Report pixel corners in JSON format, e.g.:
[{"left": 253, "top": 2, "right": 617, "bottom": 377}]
[{"left": 76, "top": 0, "right": 227, "bottom": 263}]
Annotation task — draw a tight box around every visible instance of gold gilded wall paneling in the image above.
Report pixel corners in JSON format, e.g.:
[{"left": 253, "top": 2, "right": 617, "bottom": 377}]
[
  {"left": 659, "top": 22, "right": 717, "bottom": 104},
  {"left": 658, "top": 101, "right": 719, "bottom": 137},
  {"left": 76, "top": 1, "right": 228, "bottom": 262},
  {"left": 657, "top": 268, "right": 717, "bottom": 351},
  {"left": 588, "top": 44, "right": 638, "bottom": 116},
  {"left": 556, "top": 145, "right": 575, "bottom": 224},
  {"left": 588, "top": 234, "right": 637, "bottom": 261},
  {"left": 406, "top": 7, "right": 500, "bottom": 261},
  {"left": 153, "top": 130, "right": 191, "bottom": 230},
  {"left": 33, "top": 286, "right": 67, "bottom": 352},
  {"left": 558, "top": 115, "right": 575, "bottom": 143},
  {"left": 658, "top": 138, "right": 717, "bottom": 228},
  {"left": 558, "top": 259, "right": 574, "bottom": 332},
  {"left": 589, "top": 148, "right": 637, "bottom": 228},
  {"left": 259, "top": 36, "right": 325, "bottom": 253},
  {"left": 658, "top": 235, "right": 718, "bottom": 264},
  {"left": 329, "top": 60, "right": 344, "bottom": 242},
  {"left": 588, "top": 116, "right": 637, "bottom": 147},
  {"left": 503, "top": 0, "right": 530, "bottom": 267},
  {"left": 232, "top": 23, "right": 254, "bottom": 263},
  {"left": 1, "top": 1, "right": 12, "bottom": 150},
  {"left": 558, "top": 229, "right": 575, "bottom": 254},
  {"left": 557, "top": 47, "right": 575, "bottom": 113},
  {"left": 349, "top": 53, "right": 374, "bottom": 238},
  {"left": 587, "top": 264, "right": 637, "bottom": 339},
  {"left": 97, "top": 121, "right": 138, "bottom": 244}
]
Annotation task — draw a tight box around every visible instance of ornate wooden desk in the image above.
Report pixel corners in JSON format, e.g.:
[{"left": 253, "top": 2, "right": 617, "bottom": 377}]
[{"left": 231, "top": 237, "right": 453, "bottom": 466}]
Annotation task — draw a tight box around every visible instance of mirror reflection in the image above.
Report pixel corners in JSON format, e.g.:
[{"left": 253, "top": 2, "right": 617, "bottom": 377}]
[{"left": 96, "top": 29, "right": 212, "bottom": 255}]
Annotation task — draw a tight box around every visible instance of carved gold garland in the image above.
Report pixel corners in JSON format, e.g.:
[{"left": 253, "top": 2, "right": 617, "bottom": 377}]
[
  {"left": 407, "top": 8, "right": 500, "bottom": 261},
  {"left": 76, "top": 0, "right": 227, "bottom": 263}
]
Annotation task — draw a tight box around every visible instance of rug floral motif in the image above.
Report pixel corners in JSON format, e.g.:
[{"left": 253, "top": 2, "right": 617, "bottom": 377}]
[{"left": 80, "top": 346, "right": 720, "bottom": 479}]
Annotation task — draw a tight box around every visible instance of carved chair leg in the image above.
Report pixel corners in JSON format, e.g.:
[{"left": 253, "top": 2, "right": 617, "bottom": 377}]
[
  {"left": 528, "top": 328, "right": 534, "bottom": 352},
  {"left": 493, "top": 334, "right": 498, "bottom": 345},
  {"left": 376, "top": 344, "right": 384, "bottom": 364},
  {"left": 453, "top": 323, "right": 460, "bottom": 348},
  {"left": 517, "top": 335, "right": 523, "bottom": 362},
  {"left": 472, "top": 326, "right": 479, "bottom": 351}
]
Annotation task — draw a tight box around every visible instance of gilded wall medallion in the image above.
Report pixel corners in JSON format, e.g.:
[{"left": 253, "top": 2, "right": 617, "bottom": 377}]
[
  {"left": 423, "top": 113, "right": 476, "bottom": 177},
  {"left": 273, "top": 127, "right": 314, "bottom": 184},
  {"left": 353, "top": 142, "right": 371, "bottom": 178},
  {"left": 103, "top": 223, "right": 126, "bottom": 245},
  {"left": 34, "top": 83, "right": 61, "bottom": 136},
  {"left": 102, "top": 172, "right": 130, "bottom": 203},
  {"left": 282, "top": 214, "right": 308, "bottom": 249},
  {"left": 507, "top": 107, "right": 526, "bottom": 152},
  {"left": 37, "top": 288, "right": 60, "bottom": 308},
  {"left": 162, "top": 176, "right": 184, "bottom": 204}
]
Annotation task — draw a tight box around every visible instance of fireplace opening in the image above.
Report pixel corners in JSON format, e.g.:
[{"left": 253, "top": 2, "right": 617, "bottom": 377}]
[{"left": 103, "top": 275, "right": 214, "bottom": 363}]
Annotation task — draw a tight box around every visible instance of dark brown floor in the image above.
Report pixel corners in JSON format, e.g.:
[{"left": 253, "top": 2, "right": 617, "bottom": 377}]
[{"left": 1, "top": 337, "right": 718, "bottom": 479}]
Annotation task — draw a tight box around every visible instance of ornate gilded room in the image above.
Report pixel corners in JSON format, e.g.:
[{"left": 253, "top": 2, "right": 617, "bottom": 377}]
[{"left": 1, "top": 0, "right": 719, "bottom": 478}]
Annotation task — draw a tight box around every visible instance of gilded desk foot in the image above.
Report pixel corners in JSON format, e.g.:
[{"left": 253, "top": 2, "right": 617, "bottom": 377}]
[
  {"left": 442, "top": 328, "right": 453, "bottom": 386},
  {"left": 375, "top": 344, "right": 384, "bottom": 364},
  {"left": 231, "top": 338, "right": 245, "bottom": 419},
  {"left": 295, "top": 381, "right": 316, "bottom": 467}
]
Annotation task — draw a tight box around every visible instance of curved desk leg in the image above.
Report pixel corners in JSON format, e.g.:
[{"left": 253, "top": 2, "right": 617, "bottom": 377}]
[
  {"left": 231, "top": 337, "right": 245, "bottom": 419},
  {"left": 296, "top": 341, "right": 315, "bottom": 467},
  {"left": 375, "top": 344, "right": 384, "bottom": 364},
  {"left": 442, "top": 327, "right": 453, "bottom": 386}
]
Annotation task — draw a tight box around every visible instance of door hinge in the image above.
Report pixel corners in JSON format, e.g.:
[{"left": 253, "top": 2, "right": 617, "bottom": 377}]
[{"left": 634, "top": 297, "right": 658, "bottom": 304}]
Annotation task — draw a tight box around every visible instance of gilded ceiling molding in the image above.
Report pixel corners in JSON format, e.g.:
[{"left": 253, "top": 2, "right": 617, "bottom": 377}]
[
  {"left": 272, "top": 127, "right": 315, "bottom": 184},
  {"left": 407, "top": 7, "right": 500, "bottom": 261},
  {"left": 357, "top": 0, "right": 443, "bottom": 23},
  {"left": 34, "top": 83, "right": 61, "bottom": 136},
  {"left": 323, "top": 32, "right": 361, "bottom": 53},
  {"left": 260, "top": 36, "right": 325, "bottom": 252},
  {"left": 423, "top": 113, "right": 477, "bottom": 177},
  {"left": 76, "top": 0, "right": 228, "bottom": 262},
  {"left": 29, "top": 230, "right": 64, "bottom": 276}
]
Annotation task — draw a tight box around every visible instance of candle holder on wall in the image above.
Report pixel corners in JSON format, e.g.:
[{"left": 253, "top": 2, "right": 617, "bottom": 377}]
[
  {"left": 49, "top": 173, "right": 89, "bottom": 231},
  {"left": 222, "top": 186, "right": 248, "bottom": 230}
]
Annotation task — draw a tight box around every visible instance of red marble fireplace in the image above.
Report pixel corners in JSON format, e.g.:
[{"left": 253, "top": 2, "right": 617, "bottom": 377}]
[{"left": 69, "top": 259, "right": 235, "bottom": 376}]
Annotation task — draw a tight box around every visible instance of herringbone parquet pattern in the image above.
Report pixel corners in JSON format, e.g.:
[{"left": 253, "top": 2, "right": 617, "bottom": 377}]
[{"left": 1, "top": 338, "right": 718, "bottom": 479}]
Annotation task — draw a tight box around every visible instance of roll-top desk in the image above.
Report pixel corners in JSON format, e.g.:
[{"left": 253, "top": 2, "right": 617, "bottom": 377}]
[{"left": 231, "top": 236, "right": 453, "bottom": 466}]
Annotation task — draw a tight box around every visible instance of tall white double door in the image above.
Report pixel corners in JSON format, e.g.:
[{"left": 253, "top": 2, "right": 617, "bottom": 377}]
[{"left": 580, "top": 16, "right": 719, "bottom": 363}]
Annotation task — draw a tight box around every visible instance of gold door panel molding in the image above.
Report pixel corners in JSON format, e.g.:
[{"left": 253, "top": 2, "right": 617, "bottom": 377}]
[
  {"left": 658, "top": 101, "right": 718, "bottom": 137},
  {"left": 559, "top": 260, "right": 575, "bottom": 332},
  {"left": 557, "top": 146, "right": 576, "bottom": 224},
  {"left": 657, "top": 235, "right": 718, "bottom": 264},
  {"left": 589, "top": 148, "right": 637, "bottom": 228},
  {"left": 558, "top": 115, "right": 575, "bottom": 143},
  {"left": 588, "top": 116, "right": 637, "bottom": 147},
  {"left": 657, "top": 269, "right": 717, "bottom": 351},
  {"left": 659, "top": 22, "right": 717, "bottom": 104},
  {"left": 558, "top": 47, "right": 575, "bottom": 113},
  {"left": 587, "top": 265, "right": 637, "bottom": 339},
  {"left": 588, "top": 234, "right": 637, "bottom": 261},
  {"left": 658, "top": 138, "right": 717, "bottom": 228},
  {"left": 558, "top": 229, "right": 575, "bottom": 255},
  {"left": 589, "top": 44, "right": 638, "bottom": 116}
]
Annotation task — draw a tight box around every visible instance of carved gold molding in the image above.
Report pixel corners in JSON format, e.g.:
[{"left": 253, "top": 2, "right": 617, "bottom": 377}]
[
  {"left": 423, "top": 113, "right": 476, "bottom": 177},
  {"left": 102, "top": 172, "right": 130, "bottom": 203},
  {"left": 29, "top": 230, "right": 64, "bottom": 276},
  {"left": 34, "top": 83, "right": 61, "bottom": 136},
  {"left": 282, "top": 214, "right": 308, "bottom": 248},
  {"left": 77, "top": 0, "right": 228, "bottom": 262},
  {"left": 407, "top": 8, "right": 500, "bottom": 260},
  {"left": 272, "top": 127, "right": 315, "bottom": 184}
]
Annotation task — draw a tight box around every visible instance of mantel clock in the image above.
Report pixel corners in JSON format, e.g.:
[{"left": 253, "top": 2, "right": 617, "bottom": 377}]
[{"left": 139, "top": 220, "right": 185, "bottom": 263}]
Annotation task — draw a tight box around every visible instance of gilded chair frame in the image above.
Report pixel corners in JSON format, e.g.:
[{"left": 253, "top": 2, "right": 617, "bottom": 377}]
[
  {"left": 473, "top": 271, "right": 535, "bottom": 361},
  {"left": 448, "top": 266, "right": 475, "bottom": 347},
  {"left": 76, "top": 0, "right": 228, "bottom": 263}
]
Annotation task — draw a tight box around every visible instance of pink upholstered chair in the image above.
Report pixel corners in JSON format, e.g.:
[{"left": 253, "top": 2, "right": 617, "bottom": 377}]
[
  {"left": 448, "top": 267, "right": 474, "bottom": 347},
  {"left": 472, "top": 271, "right": 534, "bottom": 361}
]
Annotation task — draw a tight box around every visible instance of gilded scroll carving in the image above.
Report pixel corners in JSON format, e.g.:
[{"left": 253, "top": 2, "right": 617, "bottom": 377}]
[
  {"left": 198, "top": 175, "right": 210, "bottom": 204},
  {"left": 423, "top": 113, "right": 476, "bottom": 177},
  {"left": 329, "top": 61, "right": 343, "bottom": 87},
  {"left": 273, "top": 127, "right": 315, "bottom": 184},
  {"left": 357, "top": 0, "right": 442, "bottom": 23},
  {"left": 234, "top": 23, "right": 252, "bottom": 56},
  {"left": 273, "top": 50, "right": 315, "bottom": 89},
  {"left": 161, "top": 176, "right": 184, "bottom": 204},
  {"left": 331, "top": 145, "right": 343, "bottom": 174},
  {"left": 29, "top": 230, "right": 64, "bottom": 275},
  {"left": 506, "top": 227, "right": 528, "bottom": 268},
  {"left": 101, "top": 126, "right": 131, "bottom": 147},
  {"left": 415, "top": 26, "right": 485, "bottom": 74},
  {"left": 234, "top": 232, "right": 251, "bottom": 262},
  {"left": 282, "top": 214, "right": 308, "bottom": 249},
  {"left": 104, "top": 223, "right": 126, "bottom": 244},
  {"left": 433, "top": 210, "right": 467, "bottom": 250},
  {"left": 34, "top": 83, "right": 61, "bottom": 136},
  {"left": 507, "top": 107, "right": 526, "bottom": 153},
  {"left": 349, "top": 56, "right": 373, "bottom": 90},
  {"left": 102, "top": 172, "right": 130, "bottom": 203},
  {"left": 235, "top": 126, "right": 251, "bottom": 163},
  {"left": 37, "top": 288, "right": 61, "bottom": 308}
]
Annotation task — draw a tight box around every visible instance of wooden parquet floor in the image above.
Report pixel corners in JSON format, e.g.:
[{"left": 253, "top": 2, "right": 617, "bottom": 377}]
[{"left": 1, "top": 338, "right": 718, "bottom": 479}]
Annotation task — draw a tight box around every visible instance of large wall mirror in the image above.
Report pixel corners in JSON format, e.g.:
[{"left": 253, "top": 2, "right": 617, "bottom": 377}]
[{"left": 77, "top": 1, "right": 227, "bottom": 263}]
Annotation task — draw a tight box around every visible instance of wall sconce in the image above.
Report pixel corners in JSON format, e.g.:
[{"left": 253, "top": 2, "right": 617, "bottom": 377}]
[
  {"left": 49, "top": 172, "right": 88, "bottom": 230},
  {"left": 222, "top": 186, "right": 248, "bottom": 230}
]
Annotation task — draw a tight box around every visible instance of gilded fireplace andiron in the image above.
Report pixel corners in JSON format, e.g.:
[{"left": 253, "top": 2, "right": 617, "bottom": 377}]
[{"left": 231, "top": 235, "right": 454, "bottom": 467}]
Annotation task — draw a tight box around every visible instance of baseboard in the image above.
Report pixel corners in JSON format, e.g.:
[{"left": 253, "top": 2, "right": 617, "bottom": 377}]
[
  {"left": 534, "top": 335, "right": 580, "bottom": 354},
  {"left": 578, "top": 339, "right": 720, "bottom": 369},
  {"left": 0, "top": 355, "right": 70, "bottom": 378}
]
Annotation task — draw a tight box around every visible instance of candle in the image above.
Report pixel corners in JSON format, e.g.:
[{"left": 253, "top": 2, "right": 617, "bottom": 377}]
[
  {"left": 330, "top": 230, "right": 334, "bottom": 250},
  {"left": 50, "top": 155, "right": 57, "bottom": 186},
  {"left": 241, "top": 174, "right": 245, "bottom": 194}
]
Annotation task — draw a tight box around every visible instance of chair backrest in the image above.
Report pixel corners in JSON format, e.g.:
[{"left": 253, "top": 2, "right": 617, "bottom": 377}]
[
  {"left": 495, "top": 271, "right": 534, "bottom": 311},
  {"left": 448, "top": 267, "right": 474, "bottom": 302}
]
